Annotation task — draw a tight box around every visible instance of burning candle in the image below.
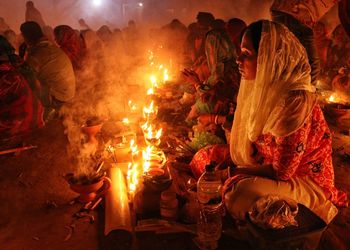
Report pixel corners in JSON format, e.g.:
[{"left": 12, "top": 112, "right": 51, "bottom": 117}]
[
  {"left": 143, "top": 101, "right": 158, "bottom": 121},
  {"left": 144, "top": 124, "right": 162, "bottom": 146},
  {"left": 163, "top": 68, "right": 169, "bottom": 83},
  {"left": 128, "top": 100, "right": 137, "bottom": 112},
  {"left": 122, "top": 117, "right": 130, "bottom": 125},
  {"left": 329, "top": 94, "right": 336, "bottom": 103},
  {"left": 127, "top": 162, "right": 140, "bottom": 202}
]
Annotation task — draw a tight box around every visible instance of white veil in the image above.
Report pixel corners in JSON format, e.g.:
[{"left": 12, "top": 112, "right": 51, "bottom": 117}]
[{"left": 230, "top": 20, "right": 316, "bottom": 166}]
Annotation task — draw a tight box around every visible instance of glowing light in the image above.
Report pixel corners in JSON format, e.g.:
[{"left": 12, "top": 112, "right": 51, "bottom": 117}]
[
  {"left": 128, "top": 100, "right": 137, "bottom": 111},
  {"left": 122, "top": 118, "right": 130, "bottom": 125},
  {"left": 92, "top": 0, "right": 102, "bottom": 6},
  {"left": 163, "top": 68, "right": 169, "bottom": 82},
  {"left": 143, "top": 101, "right": 158, "bottom": 120},
  {"left": 329, "top": 94, "right": 335, "bottom": 103},
  {"left": 150, "top": 75, "right": 157, "bottom": 85},
  {"left": 147, "top": 88, "right": 154, "bottom": 95},
  {"left": 138, "top": 2, "right": 143, "bottom": 7},
  {"left": 127, "top": 162, "right": 140, "bottom": 198}
]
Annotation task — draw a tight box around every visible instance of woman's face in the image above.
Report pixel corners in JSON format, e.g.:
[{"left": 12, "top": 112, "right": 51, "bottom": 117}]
[{"left": 236, "top": 31, "right": 257, "bottom": 80}]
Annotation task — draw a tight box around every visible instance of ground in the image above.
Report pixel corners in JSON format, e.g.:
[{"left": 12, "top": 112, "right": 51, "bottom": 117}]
[{"left": 0, "top": 118, "right": 349, "bottom": 250}]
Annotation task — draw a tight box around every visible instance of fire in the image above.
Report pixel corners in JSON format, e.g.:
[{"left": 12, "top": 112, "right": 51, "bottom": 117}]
[
  {"left": 145, "top": 125, "right": 162, "bottom": 139},
  {"left": 122, "top": 117, "right": 130, "bottom": 125},
  {"left": 142, "top": 145, "right": 153, "bottom": 173},
  {"left": 143, "top": 101, "right": 158, "bottom": 120},
  {"left": 163, "top": 68, "right": 169, "bottom": 82},
  {"left": 142, "top": 122, "right": 162, "bottom": 146},
  {"left": 141, "top": 145, "right": 166, "bottom": 173},
  {"left": 147, "top": 87, "right": 154, "bottom": 95},
  {"left": 150, "top": 75, "right": 157, "bottom": 85},
  {"left": 128, "top": 100, "right": 137, "bottom": 111},
  {"left": 127, "top": 162, "right": 139, "bottom": 196}
]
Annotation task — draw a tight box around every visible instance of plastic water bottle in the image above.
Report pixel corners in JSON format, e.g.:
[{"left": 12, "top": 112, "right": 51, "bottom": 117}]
[
  {"left": 196, "top": 161, "right": 222, "bottom": 249},
  {"left": 197, "top": 161, "right": 222, "bottom": 209}
]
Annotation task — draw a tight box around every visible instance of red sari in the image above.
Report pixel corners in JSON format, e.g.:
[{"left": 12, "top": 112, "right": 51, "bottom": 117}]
[
  {"left": 253, "top": 105, "right": 347, "bottom": 207},
  {"left": 0, "top": 62, "right": 44, "bottom": 139}
]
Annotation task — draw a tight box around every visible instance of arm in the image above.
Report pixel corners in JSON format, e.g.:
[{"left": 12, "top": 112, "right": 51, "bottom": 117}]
[{"left": 231, "top": 164, "right": 275, "bottom": 179}]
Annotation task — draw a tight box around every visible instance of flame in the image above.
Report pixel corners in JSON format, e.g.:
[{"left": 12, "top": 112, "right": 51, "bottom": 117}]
[
  {"left": 128, "top": 100, "right": 137, "bottom": 111},
  {"left": 143, "top": 101, "right": 157, "bottom": 120},
  {"left": 144, "top": 124, "right": 162, "bottom": 140},
  {"left": 122, "top": 117, "right": 130, "bottom": 125},
  {"left": 163, "top": 68, "right": 169, "bottom": 82},
  {"left": 127, "top": 162, "right": 139, "bottom": 194},
  {"left": 130, "top": 139, "right": 138, "bottom": 154},
  {"left": 141, "top": 145, "right": 166, "bottom": 173},
  {"left": 142, "top": 145, "right": 153, "bottom": 173},
  {"left": 328, "top": 93, "right": 342, "bottom": 103},
  {"left": 155, "top": 128, "right": 162, "bottom": 139},
  {"left": 150, "top": 75, "right": 157, "bottom": 85},
  {"left": 147, "top": 87, "right": 154, "bottom": 95}
]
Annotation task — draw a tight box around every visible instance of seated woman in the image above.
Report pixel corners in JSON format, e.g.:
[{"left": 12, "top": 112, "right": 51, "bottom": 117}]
[
  {"left": 54, "top": 25, "right": 86, "bottom": 71},
  {"left": 0, "top": 36, "right": 44, "bottom": 140},
  {"left": 224, "top": 20, "right": 348, "bottom": 224}
]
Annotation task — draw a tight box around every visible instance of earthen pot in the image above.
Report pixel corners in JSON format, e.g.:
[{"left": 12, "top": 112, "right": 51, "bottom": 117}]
[
  {"left": 81, "top": 123, "right": 103, "bottom": 144},
  {"left": 69, "top": 176, "right": 111, "bottom": 203}
]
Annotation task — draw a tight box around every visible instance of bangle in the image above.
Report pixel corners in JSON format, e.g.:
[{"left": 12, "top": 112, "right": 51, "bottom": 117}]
[{"left": 214, "top": 114, "right": 219, "bottom": 125}]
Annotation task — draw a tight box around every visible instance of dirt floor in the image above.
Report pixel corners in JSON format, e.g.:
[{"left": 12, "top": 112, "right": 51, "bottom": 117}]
[{"left": 0, "top": 117, "right": 350, "bottom": 250}]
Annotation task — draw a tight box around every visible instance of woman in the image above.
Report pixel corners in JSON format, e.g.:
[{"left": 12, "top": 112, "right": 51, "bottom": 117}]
[
  {"left": 54, "top": 25, "right": 86, "bottom": 70},
  {"left": 0, "top": 36, "right": 44, "bottom": 139},
  {"left": 225, "top": 20, "right": 347, "bottom": 224},
  {"left": 325, "top": 24, "right": 350, "bottom": 80}
]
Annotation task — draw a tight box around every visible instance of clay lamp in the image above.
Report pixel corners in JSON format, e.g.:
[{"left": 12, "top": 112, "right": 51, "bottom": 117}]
[
  {"left": 81, "top": 117, "right": 103, "bottom": 144},
  {"left": 65, "top": 171, "right": 111, "bottom": 203}
]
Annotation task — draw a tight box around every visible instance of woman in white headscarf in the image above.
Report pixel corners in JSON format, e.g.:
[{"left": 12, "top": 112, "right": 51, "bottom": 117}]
[{"left": 224, "top": 20, "right": 347, "bottom": 224}]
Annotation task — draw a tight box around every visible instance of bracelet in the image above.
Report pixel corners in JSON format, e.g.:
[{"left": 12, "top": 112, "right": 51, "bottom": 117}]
[{"left": 214, "top": 114, "right": 219, "bottom": 125}]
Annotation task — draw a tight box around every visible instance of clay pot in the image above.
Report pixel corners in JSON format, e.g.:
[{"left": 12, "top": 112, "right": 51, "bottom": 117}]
[
  {"left": 69, "top": 176, "right": 111, "bottom": 203},
  {"left": 81, "top": 123, "right": 103, "bottom": 144}
]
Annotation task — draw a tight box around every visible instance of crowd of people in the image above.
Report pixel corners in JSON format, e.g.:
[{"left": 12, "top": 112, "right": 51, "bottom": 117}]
[{"left": 0, "top": 0, "right": 349, "bottom": 229}]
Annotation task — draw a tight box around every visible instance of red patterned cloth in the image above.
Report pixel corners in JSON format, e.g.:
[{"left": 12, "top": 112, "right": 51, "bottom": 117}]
[
  {"left": 189, "top": 144, "right": 231, "bottom": 179},
  {"left": 0, "top": 62, "right": 44, "bottom": 139},
  {"left": 253, "top": 105, "right": 348, "bottom": 207}
]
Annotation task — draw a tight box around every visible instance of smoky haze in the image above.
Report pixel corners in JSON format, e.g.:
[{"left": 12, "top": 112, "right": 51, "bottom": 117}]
[{"left": 0, "top": 0, "right": 275, "bottom": 32}]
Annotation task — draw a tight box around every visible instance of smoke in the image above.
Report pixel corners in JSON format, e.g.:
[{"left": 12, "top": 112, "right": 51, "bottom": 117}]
[{"left": 0, "top": 0, "right": 274, "bottom": 33}]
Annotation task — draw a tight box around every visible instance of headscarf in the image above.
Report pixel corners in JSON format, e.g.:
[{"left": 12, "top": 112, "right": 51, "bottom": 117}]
[
  {"left": 230, "top": 20, "right": 316, "bottom": 166},
  {"left": 54, "top": 25, "right": 85, "bottom": 70}
]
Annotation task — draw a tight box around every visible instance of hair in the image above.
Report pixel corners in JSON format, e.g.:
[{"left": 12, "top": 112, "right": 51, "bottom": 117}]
[
  {"left": 196, "top": 12, "right": 215, "bottom": 28},
  {"left": 0, "top": 35, "right": 15, "bottom": 61},
  {"left": 20, "top": 21, "right": 44, "bottom": 44},
  {"left": 243, "top": 20, "right": 263, "bottom": 53},
  {"left": 26, "top": 1, "right": 34, "bottom": 8},
  {"left": 211, "top": 19, "right": 225, "bottom": 30}
]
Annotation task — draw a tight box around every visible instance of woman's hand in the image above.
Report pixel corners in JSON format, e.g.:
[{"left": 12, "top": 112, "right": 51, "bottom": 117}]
[
  {"left": 230, "top": 165, "right": 276, "bottom": 179},
  {"left": 181, "top": 68, "right": 201, "bottom": 89},
  {"left": 197, "top": 114, "right": 215, "bottom": 126}
]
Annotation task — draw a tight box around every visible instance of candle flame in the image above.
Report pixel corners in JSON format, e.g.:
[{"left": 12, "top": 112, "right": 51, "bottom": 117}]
[
  {"left": 128, "top": 100, "right": 137, "bottom": 111},
  {"left": 130, "top": 139, "right": 138, "bottom": 154},
  {"left": 147, "top": 87, "right": 154, "bottom": 95},
  {"left": 150, "top": 75, "right": 157, "bottom": 85},
  {"left": 163, "top": 68, "right": 169, "bottom": 82},
  {"left": 127, "top": 162, "right": 139, "bottom": 193},
  {"left": 122, "top": 117, "right": 130, "bottom": 124}
]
